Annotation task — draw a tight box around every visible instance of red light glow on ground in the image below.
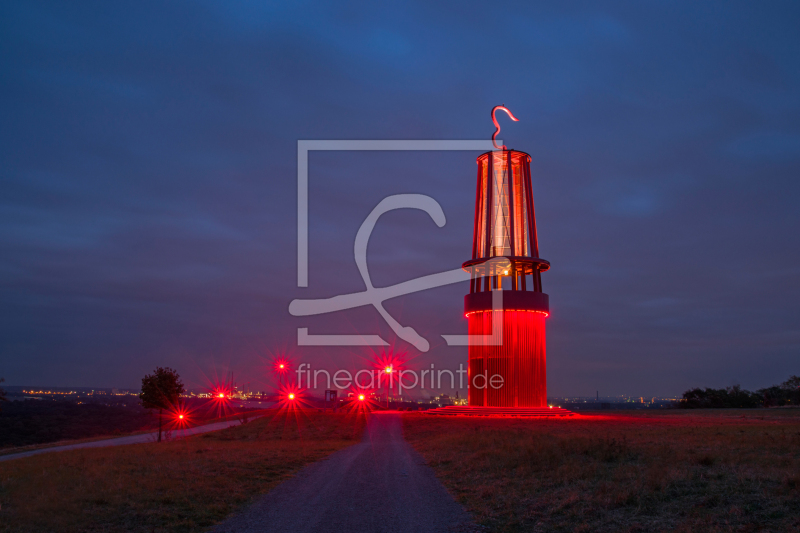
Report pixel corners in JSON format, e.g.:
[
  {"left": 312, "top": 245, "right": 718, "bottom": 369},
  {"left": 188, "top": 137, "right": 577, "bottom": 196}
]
[
  {"left": 273, "top": 383, "right": 311, "bottom": 416},
  {"left": 277, "top": 383, "right": 305, "bottom": 406},
  {"left": 343, "top": 387, "right": 376, "bottom": 415},
  {"left": 166, "top": 403, "right": 194, "bottom": 430}
]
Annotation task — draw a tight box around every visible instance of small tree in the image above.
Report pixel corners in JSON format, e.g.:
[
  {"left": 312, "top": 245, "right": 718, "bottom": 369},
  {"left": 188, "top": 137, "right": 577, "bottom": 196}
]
[{"left": 139, "top": 367, "right": 185, "bottom": 442}]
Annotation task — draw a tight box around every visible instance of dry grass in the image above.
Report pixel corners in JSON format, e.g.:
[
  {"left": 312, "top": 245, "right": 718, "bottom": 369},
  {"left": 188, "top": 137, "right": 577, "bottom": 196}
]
[
  {"left": 0, "top": 409, "right": 272, "bottom": 458},
  {"left": 0, "top": 408, "right": 366, "bottom": 532},
  {"left": 403, "top": 409, "right": 800, "bottom": 532}
]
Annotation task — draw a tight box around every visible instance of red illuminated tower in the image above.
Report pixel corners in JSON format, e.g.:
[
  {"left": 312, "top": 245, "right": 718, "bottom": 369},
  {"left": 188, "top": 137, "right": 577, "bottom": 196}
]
[{"left": 463, "top": 106, "right": 550, "bottom": 407}]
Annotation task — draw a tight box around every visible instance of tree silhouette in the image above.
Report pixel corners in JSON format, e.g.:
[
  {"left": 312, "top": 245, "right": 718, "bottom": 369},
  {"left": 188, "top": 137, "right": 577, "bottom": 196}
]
[
  {"left": 139, "top": 367, "right": 185, "bottom": 442},
  {"left": 0, "top": 378, "right": 7, "bottom": 411},
  {"left": 682, "top": 375, "right": 800, "bottom": 408}
]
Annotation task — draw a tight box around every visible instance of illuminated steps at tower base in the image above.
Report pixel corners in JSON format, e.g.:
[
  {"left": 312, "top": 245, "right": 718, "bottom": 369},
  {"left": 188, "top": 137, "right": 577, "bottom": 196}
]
[{"left": 424, "top": 406, "right": 574, "bottom": 417}]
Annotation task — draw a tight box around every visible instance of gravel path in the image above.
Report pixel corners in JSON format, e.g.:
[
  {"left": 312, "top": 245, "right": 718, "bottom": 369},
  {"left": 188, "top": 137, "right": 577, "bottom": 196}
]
[
  {"left": 213, "top": 411, "right": 475, "bottom": 533},
  {"left": 0, "top": 415, "right": 265, "bottom": 463}
]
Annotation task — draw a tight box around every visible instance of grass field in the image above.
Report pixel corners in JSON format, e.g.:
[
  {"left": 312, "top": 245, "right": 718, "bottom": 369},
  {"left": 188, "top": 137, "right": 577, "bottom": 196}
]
[
  {"left": 403, "top": 409, "right": 800, "bottom": 532},
  {"left": 0, "top": 409, "right": 271, "bottom": 458},
  {"left": 0, "top": 397, "right": 263, "bottom": 451},
  {"left": 0, "top": 408, "right": 366, "bottom": 532}
]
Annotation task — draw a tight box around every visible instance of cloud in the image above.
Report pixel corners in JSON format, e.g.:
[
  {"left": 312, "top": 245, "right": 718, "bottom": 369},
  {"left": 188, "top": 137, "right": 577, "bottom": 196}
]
[{"left": 1, "top": 0, "right": 799, "bottom": 395}]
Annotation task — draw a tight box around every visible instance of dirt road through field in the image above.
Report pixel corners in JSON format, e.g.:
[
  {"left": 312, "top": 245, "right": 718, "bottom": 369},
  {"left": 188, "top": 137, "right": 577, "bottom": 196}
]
[{"left": 213, "top": 411, "right": 474, "bottom": 533}]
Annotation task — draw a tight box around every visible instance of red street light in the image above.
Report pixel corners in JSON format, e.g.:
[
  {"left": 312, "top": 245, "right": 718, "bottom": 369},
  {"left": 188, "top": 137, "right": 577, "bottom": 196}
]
[
  {"left": 358, "top": 394, "right": 365, "bottom": 401},
  {"left": 288, "top": 393, "right": 295, "bottom": 400}
]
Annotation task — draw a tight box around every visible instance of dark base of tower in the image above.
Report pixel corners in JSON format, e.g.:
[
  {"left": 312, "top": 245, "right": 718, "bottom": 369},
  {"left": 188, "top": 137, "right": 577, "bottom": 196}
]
[{"left": 425, "top": 406, "right": 574, "bottom": 417}]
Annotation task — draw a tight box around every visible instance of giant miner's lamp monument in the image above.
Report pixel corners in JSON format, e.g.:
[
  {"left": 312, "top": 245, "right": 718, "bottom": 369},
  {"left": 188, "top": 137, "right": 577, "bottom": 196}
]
[{"left": 432, "top": 106, "right": 572, "bottom": 417}]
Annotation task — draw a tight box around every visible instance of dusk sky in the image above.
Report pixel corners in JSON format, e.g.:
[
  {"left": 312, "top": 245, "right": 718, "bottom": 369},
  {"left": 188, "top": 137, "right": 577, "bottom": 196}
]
[{"left": 1, "top": 1, "right": 799, "bottom": 397}]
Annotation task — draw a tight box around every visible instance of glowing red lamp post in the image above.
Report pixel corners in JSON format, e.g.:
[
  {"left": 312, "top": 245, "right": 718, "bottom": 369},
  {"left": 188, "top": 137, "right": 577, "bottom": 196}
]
[
  {"left": 463, "top": 106, "right": 550, "bottom": 408},
  {"left": 384, "top": 365, "right": 393, "bottom": 409},
  {"left": 273, "top": 359, "right": 290, "bottom": 389}
]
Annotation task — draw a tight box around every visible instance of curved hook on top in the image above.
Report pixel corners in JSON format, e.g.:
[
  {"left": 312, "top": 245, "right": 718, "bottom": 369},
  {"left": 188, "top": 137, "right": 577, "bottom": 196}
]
[{"left": 491, "top": 105, "right": 519, "bottom": 150}]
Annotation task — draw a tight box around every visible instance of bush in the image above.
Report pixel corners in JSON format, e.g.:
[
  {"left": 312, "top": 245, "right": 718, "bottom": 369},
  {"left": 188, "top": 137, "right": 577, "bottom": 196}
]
[
  {"left": 759, "top": 375, "right": 800, "bottom": 407},
  {"left": 680, "top": 376, "right": 800, "bottom": 408},
  {"left": 680, "top": 385, "right": 763, "bottom": 408}
]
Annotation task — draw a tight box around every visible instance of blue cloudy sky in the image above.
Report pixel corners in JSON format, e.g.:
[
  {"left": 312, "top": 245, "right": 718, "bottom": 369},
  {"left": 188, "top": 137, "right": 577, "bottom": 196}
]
[{"left": 1, "top": 1, "right": 799, "bottom": 397}]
